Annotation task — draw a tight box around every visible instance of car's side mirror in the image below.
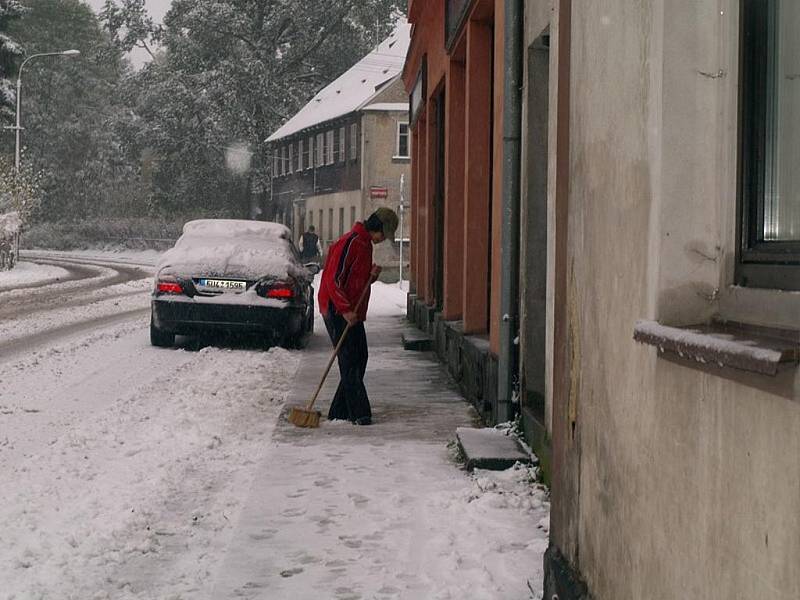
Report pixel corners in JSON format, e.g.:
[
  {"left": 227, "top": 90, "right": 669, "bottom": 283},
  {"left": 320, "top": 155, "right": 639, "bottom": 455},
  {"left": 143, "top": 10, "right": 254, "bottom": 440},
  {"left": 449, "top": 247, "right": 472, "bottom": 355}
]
[{"left": 304, "top": 263, "right": 321, "bottom": 275}]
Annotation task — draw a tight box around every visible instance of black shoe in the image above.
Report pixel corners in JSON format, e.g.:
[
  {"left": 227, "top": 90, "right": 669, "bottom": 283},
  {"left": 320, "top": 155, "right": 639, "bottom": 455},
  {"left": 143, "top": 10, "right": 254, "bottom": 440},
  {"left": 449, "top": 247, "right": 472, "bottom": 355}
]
[{"left": 353, "top": 417, "right": 372, "bottom": 426}]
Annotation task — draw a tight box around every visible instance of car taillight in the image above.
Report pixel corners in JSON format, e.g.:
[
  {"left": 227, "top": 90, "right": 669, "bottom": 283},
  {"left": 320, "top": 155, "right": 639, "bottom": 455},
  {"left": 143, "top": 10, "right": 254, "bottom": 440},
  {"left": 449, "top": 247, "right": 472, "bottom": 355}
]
[
  {"left": 157, "top": 280, "right": 184, "bottom": 295},
  {"left": 266, "top": 286, "right": 294, "bottom": 299}
]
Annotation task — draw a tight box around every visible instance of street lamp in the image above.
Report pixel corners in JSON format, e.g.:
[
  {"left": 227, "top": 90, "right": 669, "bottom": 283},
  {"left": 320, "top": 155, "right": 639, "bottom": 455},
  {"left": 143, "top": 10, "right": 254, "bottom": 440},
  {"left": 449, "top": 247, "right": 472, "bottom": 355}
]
[{"left": 11, "top": 49, "right": 81, "bottom": 171}]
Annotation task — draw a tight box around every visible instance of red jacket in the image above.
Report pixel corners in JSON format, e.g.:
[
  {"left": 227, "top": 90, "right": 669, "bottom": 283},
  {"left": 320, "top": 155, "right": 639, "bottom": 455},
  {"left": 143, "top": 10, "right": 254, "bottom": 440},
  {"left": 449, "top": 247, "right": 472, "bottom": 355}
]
[{"left": 318, "top": 222, "right": 373, "bottom": 321}]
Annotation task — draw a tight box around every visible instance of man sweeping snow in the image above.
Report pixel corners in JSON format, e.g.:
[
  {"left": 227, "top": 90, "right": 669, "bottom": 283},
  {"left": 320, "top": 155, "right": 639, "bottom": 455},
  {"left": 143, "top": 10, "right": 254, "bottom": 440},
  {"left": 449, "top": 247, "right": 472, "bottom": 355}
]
[{"left": 318, "top": 207, "right": 398, "bottom": 425}]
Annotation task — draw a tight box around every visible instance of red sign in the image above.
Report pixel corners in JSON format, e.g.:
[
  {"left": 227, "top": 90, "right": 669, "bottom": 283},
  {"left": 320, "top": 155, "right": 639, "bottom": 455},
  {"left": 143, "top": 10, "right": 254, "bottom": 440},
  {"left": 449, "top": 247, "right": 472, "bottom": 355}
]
[{"left": 370, "top": 186, "right": 389, "bottom": 199}]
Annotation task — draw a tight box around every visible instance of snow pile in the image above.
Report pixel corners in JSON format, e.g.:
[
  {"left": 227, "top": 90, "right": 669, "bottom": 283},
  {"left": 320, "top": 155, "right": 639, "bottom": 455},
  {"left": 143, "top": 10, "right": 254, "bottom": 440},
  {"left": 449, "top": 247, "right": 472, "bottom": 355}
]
[
  {"left": 368, "top": 280, "right": 408, "bottom": 317},
  {"left": 0, "top": 261, "right": 68, "bottom": 290},
  {"left": 0, "top": 333, "right": 301, "bottom": 599}
]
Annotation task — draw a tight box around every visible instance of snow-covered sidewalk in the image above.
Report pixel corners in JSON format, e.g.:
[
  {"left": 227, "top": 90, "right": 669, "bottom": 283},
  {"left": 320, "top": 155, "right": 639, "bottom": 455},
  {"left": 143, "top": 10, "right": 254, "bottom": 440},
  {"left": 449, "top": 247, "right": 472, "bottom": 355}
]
[
  {"left": 211, "top": 307, "right": 550, "bottom": 600},
  {"left": 0, "top": 273, "right": 549, "bottom": 599}
]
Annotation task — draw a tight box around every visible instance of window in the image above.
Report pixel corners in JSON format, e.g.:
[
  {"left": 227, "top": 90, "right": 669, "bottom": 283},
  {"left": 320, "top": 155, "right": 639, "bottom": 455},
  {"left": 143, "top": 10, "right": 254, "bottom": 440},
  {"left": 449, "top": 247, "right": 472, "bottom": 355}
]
[
  {"left": 329, "top": 208, "right": 334, "bottom": 241},
  {"left": 739, "top": 0, "right": 800, "bottom": 290},
  {"left": 280, "top": 146, "right": 286, "bottom": 176},
  {"left": 350, "top": 123, "right": 358, "bottom": 160},
  {"left": 298, "top": 139, "right": 303, "bottom": 171},
  {"left": 339, "top": 207, "right": 345, "bottom": 237},
  {"left": 446, "top": 0, "right": 470, "bottom": 50},
  {"left": 319, "top": 210, "right": 323, "bottom": 238},
  {"left": 339, "top": 127, "right": 346, "bottom": 162},
  {"left": 326, "top": 130, "right": 335, "bottom": 165},
  {"left": 308, "top": 210, "right": 313, "bottom": 228},
  {"left": 396, "top": 122, "right": 410, "bottom": 158},
  {"left": 316, "top": 133, "right": 324, "bottom": 167},
  {"left": 273, "top": 151, "right": 279, "bottom": 178},
  {"left": 307, "top": 136, "right": 314, "bottom": 170},
  {"left": 288, "top": 144, "right": 294, "bottom": 174}
]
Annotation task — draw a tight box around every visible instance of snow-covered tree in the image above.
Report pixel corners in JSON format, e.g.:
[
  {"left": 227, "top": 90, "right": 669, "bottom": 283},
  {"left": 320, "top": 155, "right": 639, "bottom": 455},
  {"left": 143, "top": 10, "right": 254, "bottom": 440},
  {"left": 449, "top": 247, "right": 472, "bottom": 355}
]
[
  {"left": 0, "top": 0, "right": 26, "bottom": 122},
  {"left": 6, "top": 0, "right": 139, "bottom": 222},
  {"left": 0, "top": 155, "right": 42, "bottom": 224},
  {"left": 102, "top": 0, "right": 405, "bottom": 218}
]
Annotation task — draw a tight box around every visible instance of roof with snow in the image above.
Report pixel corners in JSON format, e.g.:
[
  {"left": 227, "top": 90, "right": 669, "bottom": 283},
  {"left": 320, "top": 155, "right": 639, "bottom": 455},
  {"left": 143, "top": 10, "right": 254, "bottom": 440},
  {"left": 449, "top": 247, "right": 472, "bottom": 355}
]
[{"left": 267, "top": 22, "right": 411, "bottom": 143}]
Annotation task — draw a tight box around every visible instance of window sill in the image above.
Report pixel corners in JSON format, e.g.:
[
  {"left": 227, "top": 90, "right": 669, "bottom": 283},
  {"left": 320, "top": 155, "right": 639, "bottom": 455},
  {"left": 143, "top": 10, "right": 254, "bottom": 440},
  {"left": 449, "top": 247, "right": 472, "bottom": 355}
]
[
  {"left": 634, "top": 319, "right": 799, "bottom": 376},
  {"left": 392, "top": 155, "right": 410, "bottom": 162}
]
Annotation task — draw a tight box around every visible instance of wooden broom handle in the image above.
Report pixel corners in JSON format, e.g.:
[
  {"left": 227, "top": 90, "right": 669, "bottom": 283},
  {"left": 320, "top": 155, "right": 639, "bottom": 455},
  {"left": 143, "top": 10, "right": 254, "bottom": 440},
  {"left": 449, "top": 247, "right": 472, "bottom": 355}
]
[{"left": 306, "top": 279, "right": 372, "bottom": 410}]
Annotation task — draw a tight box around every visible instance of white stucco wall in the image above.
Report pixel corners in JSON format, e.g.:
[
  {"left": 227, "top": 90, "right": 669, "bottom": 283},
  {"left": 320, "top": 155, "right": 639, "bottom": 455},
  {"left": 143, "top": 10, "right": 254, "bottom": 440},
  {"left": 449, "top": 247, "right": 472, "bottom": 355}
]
[{"left": 547, "top": 1, "right": 800, "bottom": 598}]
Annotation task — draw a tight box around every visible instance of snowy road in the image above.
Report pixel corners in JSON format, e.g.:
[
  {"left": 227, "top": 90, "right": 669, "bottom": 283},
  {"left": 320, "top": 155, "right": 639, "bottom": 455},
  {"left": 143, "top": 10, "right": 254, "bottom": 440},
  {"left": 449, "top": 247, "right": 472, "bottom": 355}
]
[
  {"left": 0, "top": 253, "right": 155, "bottom": 360},
  {"left": 0, "top": 253, "right": 302, "bottom": 599},
  {"left": 0, "top": 252, "right": 548, "bottom": 599}
]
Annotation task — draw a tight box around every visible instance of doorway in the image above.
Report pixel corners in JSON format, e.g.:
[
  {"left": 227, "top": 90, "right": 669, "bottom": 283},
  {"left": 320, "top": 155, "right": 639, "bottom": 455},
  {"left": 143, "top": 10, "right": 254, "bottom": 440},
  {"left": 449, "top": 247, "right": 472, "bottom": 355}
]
[{"left": 521, "top": 31, "right": 550, "bottom": 429}]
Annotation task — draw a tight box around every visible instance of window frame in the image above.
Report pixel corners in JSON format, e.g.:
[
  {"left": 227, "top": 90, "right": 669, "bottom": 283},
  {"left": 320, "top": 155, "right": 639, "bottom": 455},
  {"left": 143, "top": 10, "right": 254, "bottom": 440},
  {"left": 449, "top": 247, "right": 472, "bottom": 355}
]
[
  {"left": 326, "top": 130, "right": 335, "bottom": 165},
  {"left": 298, "top": 139, "right": 304, "bottom": 171},
  {"left": 350, "top": 123, "right": 358, "bottom": 160},
  {"left": 737, "top": 0, "right": 800, "bottom": 290},
  {"left": 339, "top": 126, "right": 346, "bottom": 162},
  {"left": 307, "top": 136, "right": 314, "bottom": 170},
  {"left": 288, "top": 143, "right": 294, "bottom": 174},
  {"left": 396, "top": 121, "right": 410, "bottom": 158},
  {"left": 316, "top": 133, "right": 324, "bottom": 167}
]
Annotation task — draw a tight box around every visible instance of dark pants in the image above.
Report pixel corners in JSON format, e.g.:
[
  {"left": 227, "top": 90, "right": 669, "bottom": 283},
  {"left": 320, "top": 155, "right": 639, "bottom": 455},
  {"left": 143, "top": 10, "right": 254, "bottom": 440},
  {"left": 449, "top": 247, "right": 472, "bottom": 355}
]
[{"left": 323, "top": 306, "right": 371, "bottom": 423}]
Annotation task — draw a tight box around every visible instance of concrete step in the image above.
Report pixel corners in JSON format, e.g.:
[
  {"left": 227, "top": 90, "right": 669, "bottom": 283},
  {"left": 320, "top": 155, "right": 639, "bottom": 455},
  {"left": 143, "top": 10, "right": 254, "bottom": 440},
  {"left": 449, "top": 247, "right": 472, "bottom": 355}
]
[
  {"left": 402, "top": 330, "right": 433, "bottom": 351},
  {"left": 456, "top": 427, "right": 534, "bottom": 471}
]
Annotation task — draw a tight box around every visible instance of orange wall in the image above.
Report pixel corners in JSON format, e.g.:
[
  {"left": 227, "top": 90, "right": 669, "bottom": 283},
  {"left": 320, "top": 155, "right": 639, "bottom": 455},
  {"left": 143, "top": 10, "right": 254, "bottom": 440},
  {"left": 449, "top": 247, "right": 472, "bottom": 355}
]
[
  {"left": 404, "top": 0, "right": 504, "bottom": 355},
  {"left": 490, "top": 0, "right": 504, "bottom": 354}
]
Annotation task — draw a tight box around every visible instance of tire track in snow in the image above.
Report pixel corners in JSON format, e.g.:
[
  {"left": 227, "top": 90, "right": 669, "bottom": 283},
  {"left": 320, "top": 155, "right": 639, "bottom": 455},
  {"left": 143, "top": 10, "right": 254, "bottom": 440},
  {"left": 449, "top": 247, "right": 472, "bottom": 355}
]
[
  {"left": 0, "top": 260, "right": 151, "bottom": 322},
  {"left": 0, "top": 307, "right": 150, "bottom": 362}
]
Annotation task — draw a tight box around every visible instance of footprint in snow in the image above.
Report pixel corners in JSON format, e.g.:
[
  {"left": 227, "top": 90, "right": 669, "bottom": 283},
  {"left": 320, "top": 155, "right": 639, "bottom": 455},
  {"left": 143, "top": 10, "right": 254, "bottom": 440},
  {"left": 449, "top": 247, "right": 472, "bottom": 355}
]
[{"left": 347, "top": 493, "right": 369, "bottom": 506}]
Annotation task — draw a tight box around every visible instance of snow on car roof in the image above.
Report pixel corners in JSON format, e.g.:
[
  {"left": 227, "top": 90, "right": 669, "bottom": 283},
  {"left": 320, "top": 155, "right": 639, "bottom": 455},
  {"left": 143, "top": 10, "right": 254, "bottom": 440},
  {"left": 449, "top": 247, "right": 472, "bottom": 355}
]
[
  {"left": 266, "top": 21, "right": 410, "bottom": 142},
  {"left": 182, "top": 219, "right": 291, "bottom": 240},
  {"left": 157, "top": 220, "right": 303, "bottom": 280}
]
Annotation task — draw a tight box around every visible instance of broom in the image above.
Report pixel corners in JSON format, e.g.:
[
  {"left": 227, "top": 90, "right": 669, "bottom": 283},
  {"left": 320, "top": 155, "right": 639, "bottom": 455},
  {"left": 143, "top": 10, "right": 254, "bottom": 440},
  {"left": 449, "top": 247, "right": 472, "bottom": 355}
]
[{"left": 288, "top": 280, "right": 372, "bottom": 428}]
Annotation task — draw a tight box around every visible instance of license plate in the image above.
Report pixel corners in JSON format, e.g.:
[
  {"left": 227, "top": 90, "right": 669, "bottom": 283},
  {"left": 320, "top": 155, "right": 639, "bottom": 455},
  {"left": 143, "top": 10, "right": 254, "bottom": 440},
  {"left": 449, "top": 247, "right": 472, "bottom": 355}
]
[{"left": 199, "top": 279, "right": 247, "bottom": 291}]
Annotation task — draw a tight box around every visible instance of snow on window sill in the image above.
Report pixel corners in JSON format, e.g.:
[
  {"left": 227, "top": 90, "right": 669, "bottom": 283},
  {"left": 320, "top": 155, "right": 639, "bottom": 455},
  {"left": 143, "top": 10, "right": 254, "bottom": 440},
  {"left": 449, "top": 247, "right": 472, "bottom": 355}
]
[{"left": 634, "top": 319, "right": 799, "bottom": 376}]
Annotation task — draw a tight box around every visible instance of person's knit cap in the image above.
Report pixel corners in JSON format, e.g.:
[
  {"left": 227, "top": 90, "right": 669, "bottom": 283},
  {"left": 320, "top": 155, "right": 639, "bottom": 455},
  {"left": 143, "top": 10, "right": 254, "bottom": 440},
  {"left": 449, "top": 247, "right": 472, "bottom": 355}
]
[{"left": 374, "top": 207, "right": 399, "bottom": 242}]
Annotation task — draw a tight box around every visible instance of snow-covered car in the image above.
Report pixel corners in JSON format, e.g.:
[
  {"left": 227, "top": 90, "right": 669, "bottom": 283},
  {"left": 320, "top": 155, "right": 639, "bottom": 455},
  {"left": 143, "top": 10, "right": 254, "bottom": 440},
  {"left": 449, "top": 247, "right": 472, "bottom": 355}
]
[{"left": 150, "top": 219, "right": 319, "bottom": 348}]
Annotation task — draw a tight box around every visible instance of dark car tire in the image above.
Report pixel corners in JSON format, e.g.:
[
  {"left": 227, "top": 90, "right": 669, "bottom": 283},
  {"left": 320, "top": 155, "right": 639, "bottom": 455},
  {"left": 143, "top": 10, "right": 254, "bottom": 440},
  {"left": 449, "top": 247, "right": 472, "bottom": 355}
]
[
  {"left": 150, "top": 318, "right": 175, "bottom": 348},
  {"left": 285, "top": 303, "right": 314, "bottom": 350}
]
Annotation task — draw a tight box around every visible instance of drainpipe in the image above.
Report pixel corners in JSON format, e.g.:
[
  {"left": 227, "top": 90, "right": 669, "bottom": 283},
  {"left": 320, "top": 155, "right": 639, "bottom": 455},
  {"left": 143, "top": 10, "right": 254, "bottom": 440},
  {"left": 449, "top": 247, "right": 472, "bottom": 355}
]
[{"left": 497, "top": 0, "right": 524, "bottom": 424}]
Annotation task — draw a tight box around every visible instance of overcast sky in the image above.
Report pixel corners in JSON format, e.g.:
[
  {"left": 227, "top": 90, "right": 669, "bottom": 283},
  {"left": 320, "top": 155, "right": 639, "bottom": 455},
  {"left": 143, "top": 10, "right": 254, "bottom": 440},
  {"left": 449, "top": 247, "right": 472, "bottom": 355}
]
[{"left": 85, "top": 0, "right": 173, "bottom": 66}]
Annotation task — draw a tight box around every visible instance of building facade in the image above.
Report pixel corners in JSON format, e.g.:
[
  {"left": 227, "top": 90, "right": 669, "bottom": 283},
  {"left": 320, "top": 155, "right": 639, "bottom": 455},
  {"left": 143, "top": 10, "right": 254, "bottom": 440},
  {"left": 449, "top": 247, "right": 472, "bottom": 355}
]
[
  {"left": 404, "top": 0, "right": 508, "bottom": 424},
  {"left": 405, "top": 1, "right": 800, "bottom": 599},
  {"left": 266, "top": 26, "right": 412, "bottom": 277}
]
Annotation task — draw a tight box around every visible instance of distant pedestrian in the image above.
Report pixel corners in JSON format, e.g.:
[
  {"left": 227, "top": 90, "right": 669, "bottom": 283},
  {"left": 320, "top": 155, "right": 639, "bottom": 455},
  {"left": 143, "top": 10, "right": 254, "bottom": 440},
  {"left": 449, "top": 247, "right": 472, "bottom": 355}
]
[
  {"left": 298, "top": 225, "right": 322, "bottom": 262},
  {"left": 318, "top": 207, "right": 398, "bottom": 425}
]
